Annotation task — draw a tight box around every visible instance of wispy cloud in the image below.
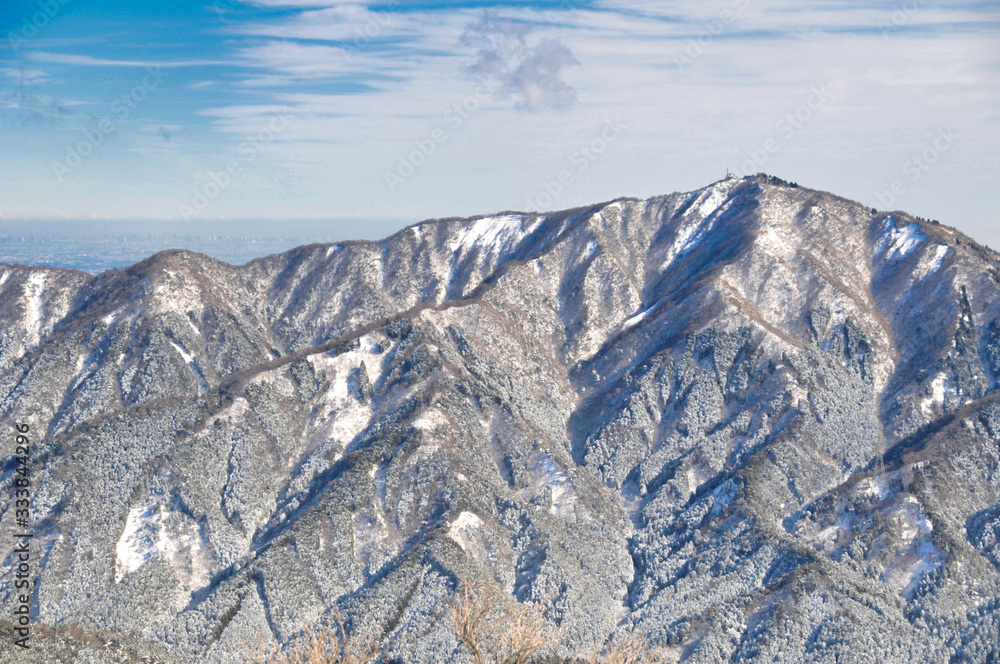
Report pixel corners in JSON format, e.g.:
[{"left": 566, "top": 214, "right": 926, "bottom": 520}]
[
  {"left": 27, "top": 53, "right": 230, "bottom": 68},
  {"left": 225, "top": 3, "right": 407, "bottom": 43},
  {"left": 235, "top": 41, "right": 365, "bottom": 82},
  {"left": 241, "top": 0, "right": 358, "bottom": 6},
  {"left": 1, "top": 63, "right": 76, "bottom": 123}
]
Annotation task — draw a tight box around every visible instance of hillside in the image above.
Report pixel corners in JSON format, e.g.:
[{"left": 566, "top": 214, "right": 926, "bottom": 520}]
[{"left": 2, "top": 174, "right": 1000, "bottom": 663}]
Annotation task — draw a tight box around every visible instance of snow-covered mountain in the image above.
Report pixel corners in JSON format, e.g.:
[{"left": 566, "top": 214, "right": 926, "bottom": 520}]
[{"left": 3, "top": 174, "right": 1000, "bottom": 663}]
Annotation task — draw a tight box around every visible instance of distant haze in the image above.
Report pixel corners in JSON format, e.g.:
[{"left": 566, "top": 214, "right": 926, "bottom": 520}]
[{"left": 0, "top": 218, "right": 409, "bottom": 273}]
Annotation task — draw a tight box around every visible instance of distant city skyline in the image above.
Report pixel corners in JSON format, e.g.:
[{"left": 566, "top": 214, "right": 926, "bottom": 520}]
[{"left": 1, "top": 0, "right": 998, "bottom": 249}]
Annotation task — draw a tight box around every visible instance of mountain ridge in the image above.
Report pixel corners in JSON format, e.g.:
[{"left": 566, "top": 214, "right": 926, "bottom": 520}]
[{"left": 2, "top": 174, "right": 1000, "bottom": 663}]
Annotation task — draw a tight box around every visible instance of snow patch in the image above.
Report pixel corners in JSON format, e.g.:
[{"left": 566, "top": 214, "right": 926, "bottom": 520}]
[
  {"left": 709, "top": 479, "right": 738, "bottom": 516},
  {"left": 535, "top": 454, "right": 578, "bottom": 516},
  {"left": 685, "top": 466, "right": 704, "bottom": 496},
  {"left": 116, "top": 503, "right": 159, "bottom": 581},
  {"left": 448, "top": 511, "right": 484, "bottom": 553},
  {"left": 0, "top": 271, "right": 8, "bottom": 286},
  {"left": 308, "top": 334, "right": 386, "bottom": 447},
  {"left": 672, "top": 215, "right": 713, "bottom": 258},
  {"left": 859, "top": 476, "right": 888, "bottom": 500},
  {"left": 877, "top": 220, "right": 925, "bottom": 261},
  {"left": 169, "top": 341, "right": 195, "bottom": 365},
  {"left": 817, "top": 525, "right": 840, "bottom": 542},
  {"left": 449, "top": 215, "right": 526, "bottom": 255},
  {"left": 622, "top": 306, "right": 654, "bottom": 331},
  {"left": 372, "top": 461, "right": 388, "bottom": 507},
  {"left": 170, "top": 341, "right": 207, "bottom": 395},
  {"left": 659, "top": 182, "right": 736, "bottom": 271},
  {"left": 115, "top": 499, "right": 212, "bottom": 589},
  {"left": 694, "top": 183, "right": 732, "bottom": 219},
  {"left": 788, "top": 384, "right": 809, "bottom": 407},
  {"left": 898, "top": 542, "right": 941, "bottom": 596},
  {"left": 929, "top": 244, "right": 949, "bottom": 269},
  {"left": 920, "top": 373, "right": 952, "bottom": 415},
  {"left": 755, "top": 225, "right": 797, "bottom": 260},
  {"left": 21, "top": 272, "right": 46, "bottom": 347},
  {"left": 352, "top": 509, "right": 389, "bottom": 572},
  {"left": 913, "top": 244, "right": 949, "bottom": 280},
  {"left": 412, "top": 407, "right": 448, "bottom": 431},
  {"left": 895, "top": 495, "right": 933, "bottom": 543},
  {"left": 102, "top": 310, "right": 121, "bottom": 327},
  {"left": 151, "top": 267, "right": 210, "bottom": 318},
  {"left": 883, "top": 496, "right": 941, "bottom": 596}
]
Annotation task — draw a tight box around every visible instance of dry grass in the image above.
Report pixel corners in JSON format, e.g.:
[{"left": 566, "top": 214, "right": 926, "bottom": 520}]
[
  {"left": 253, "top": 588, "right": 672, "bottom": 664},
  {"left": 258, "top": 614, "right": 377, "bottom": 664},
  {"left": 583, "top": 634, "right": 675, "bottom": 664},
  {"left": 449, "top": 579, "right": 564, "bottom": 664}
]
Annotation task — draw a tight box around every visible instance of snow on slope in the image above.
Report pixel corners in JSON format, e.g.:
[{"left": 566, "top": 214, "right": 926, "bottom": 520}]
[
  {"left": 448, "top": 214, "right": 543, "bottom": 261},
  {"left": 6, "top": 175, "right": 1000, "bottom": 664},
  {"left": 115, "top": 497, "right": 213, "bottom": 590},
  {"left": 877, "top": 217, "right": 926, "bottom": 261},
  {"left": 21, "top": 272, "right": 46, "bottom": 348}
]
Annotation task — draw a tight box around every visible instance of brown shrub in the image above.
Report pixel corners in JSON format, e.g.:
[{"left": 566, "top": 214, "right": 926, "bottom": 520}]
[
  {"left": 257, "top": 613, "right": 377, "bottom": 664},
  {"left": 448, "top": 579, "right": 563, "bottom": 664},
  {"left": 252, "top": 587, "right": 672, "bottom": 664},
  {"left": 584, "top": 633, "right": 675, "bottom": 664}
]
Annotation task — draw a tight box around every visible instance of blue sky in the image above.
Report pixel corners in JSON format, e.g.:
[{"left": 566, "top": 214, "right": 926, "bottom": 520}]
[{"left": 1, "top": 0, "right": 998, "bottom": 247}]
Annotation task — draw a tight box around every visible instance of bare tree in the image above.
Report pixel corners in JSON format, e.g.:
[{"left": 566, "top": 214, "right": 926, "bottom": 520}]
[
  {"left": 257, "top": 612, "right": 377, "bottom": 664},
  {"left": 586, "top": 634, "right": 675, "bottom": 664},
  {"left": 449, "top": 579, "right": 563, "bottom": 664}
]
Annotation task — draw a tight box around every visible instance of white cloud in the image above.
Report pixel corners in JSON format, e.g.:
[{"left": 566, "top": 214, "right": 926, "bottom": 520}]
[
  {"left": 461, "top": 13, "right": 580, "bottom": 110},
  {"left": 241, "top": 0, "right": 364, "bottom": 6},
  {"left": 28, "top": 53, "right": 230, "bottom": 67},
  {"left": 235, "top": 41, "right": 358, "bottom": 79},
  {"left": 225, "top": 3, "right": 421, "bottom": 42}
]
